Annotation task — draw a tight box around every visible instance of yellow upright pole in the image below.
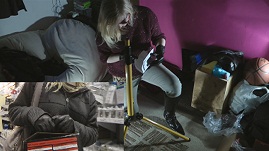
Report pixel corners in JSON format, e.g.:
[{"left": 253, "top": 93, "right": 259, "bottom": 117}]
[
  {"left": 124, "top": 39, "right": 134, "bottom": 138},
  {"left": 123, "top": 38, "right": 190, "bottom": 142},
  {"left": 125, "top": 39, "right": 134, "bottom": 117}
]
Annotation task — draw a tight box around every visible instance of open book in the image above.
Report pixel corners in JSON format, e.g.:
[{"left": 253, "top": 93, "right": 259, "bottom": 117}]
[{"left": 134, "top": 49, "right": 155, "bottom": 73}]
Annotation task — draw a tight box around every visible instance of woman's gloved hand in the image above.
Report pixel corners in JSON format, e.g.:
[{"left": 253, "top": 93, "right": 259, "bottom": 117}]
[
  {"left": 119, "top": 53, "right": 138, "bottom": 64},
  {"left": 151, "top": 45, "right": 165, "bottom": 66},
  {"left": 52, "top": 115, "right": 75, "bottom": 133},
  {"left": 155, "top": 45, "right": 165, "bottom": 61},
  {"left": 34, "top": 114, "right": 55, "bottom": 132}
]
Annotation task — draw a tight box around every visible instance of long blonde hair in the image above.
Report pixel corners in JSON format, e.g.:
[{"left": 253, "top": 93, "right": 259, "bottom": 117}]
[
  {"left": 46, "top": 82, "right": 87, "bottom": 93},
  {"left": 97, "top": 0, "right": 134, "bottom": 48}
]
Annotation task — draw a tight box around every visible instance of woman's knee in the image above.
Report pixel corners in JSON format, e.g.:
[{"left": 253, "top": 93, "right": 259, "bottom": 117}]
[{"left": 166, "top": 78, "right": 182, "bottom": 98}]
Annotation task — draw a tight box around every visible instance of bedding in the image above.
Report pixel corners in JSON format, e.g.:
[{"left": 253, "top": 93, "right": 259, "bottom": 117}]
[
  {"left": 0, "top": 19, "right": 107, "bottom": 82},
  {"left": 0, "top": 30, "right": 46, "bottom": 60}
]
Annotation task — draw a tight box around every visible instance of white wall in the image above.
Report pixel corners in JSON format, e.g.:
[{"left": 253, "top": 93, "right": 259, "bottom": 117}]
[{"left": 0, "top": 0, "right": 72, "bottom": 37}]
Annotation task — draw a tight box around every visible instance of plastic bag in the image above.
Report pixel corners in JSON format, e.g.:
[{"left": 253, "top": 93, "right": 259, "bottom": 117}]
[
  {"left": 190, "top": 49, "right": 244, "bottom": 74},
  {"left": 3, "top": 126, "right": 24, "bottom": 151},
  {"left": 231, "top": 139, "right": 255, "bottom": 151},
  {"left": 203, "top": 111, "right": 243, "bottom": 136},
  {"left": 229, "top": 80, "right": 269, "bottom": 114}
]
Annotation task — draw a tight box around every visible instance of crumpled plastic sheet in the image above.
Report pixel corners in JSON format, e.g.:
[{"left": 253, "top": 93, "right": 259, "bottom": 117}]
[
  {"left": 231, "top": 139, "right": 255, "bottom": 151},
  {"left": 203, "top": 111, "right": 243, "bottom": 136}
]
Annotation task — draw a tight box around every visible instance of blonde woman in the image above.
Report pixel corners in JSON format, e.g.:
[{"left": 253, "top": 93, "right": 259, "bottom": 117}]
[
  {"left": 95, "top": 0, "right": 185, "bottom": 135},
  {"left": 8, "top": 82, "right": 98, "bottom": 150}
]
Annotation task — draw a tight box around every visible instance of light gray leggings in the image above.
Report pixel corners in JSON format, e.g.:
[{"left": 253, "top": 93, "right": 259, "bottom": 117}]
[{"left": 124, "top": 63, "right": 182, "bottom": 112}]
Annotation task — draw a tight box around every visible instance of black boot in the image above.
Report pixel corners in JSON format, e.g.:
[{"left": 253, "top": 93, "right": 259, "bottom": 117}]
[
  {"left": 163, "top": 110, "right": 185, "bottom": 135},
  {"left": 164, "top": 96, "right": 185, "bottom": 135}
]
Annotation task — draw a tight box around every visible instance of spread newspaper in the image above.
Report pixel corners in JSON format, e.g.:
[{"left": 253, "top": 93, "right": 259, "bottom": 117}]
[{"left": 124, "top": 116, "right": 189, "bottom": 151}]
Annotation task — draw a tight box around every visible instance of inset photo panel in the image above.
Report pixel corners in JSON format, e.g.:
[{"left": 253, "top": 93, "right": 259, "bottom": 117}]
[{"left": 0, "top": 82, "right": 124, "bottom": 151}]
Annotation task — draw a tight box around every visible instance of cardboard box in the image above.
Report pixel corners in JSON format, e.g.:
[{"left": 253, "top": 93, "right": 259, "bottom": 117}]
[{"left": 191, "top": 68, "right": 239, "bottom": 114}]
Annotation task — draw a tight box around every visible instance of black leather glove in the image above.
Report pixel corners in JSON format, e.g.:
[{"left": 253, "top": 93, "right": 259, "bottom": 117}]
[
  {"left": 155, "top": 45, "right": 165, "bottom": 61},
  {"left": 34, "top": 114, "right": 55, "bottom": 132},
  {"left": 52, "top": 115, "right": 75, "bottom": 133},
  {"left": 151, "top": 45, "right": 165, "bottom": 66}
]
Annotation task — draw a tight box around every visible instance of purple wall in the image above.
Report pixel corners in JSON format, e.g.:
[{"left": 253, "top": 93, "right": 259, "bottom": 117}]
[{"left": 140, "top": 0, "right": 269, "bottom": 69}]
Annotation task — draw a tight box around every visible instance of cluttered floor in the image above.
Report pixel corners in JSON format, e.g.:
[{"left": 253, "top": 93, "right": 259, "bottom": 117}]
[
  {"left": 125, "top": 79, "right": 226, "bottom": 151},
  {"left": 124, "top": 67, "right": 269, "bottom": 151}
]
